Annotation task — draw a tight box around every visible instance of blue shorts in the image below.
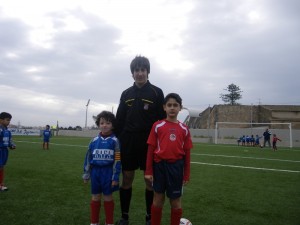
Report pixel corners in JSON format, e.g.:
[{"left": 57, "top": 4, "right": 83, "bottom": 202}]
[
  {"left": 0, "top": 148, "right": 9, "bottom": 167},
  {"left": 91, "top": 166, "right": 114, "bottom": 195},
  {"left": 153, "top": 159, "right": 184, "bottom": 199}
]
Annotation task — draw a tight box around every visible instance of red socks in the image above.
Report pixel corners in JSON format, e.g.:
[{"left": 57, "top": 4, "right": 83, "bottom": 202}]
[
  {"left": 90, "top": 200, "right": 101, "bottom": 224},
  {"left": 90, "top": 200, "right": 115, "bottom": 224},
  {"left": 91, "top": 200, "right": 180, "bottom": 224},
  {"left": 171, "top": 208, "right": 182, "bottom": 225},
  {"left": 0, "top": 168, "right": 4, "bottom": 186},
  {"left": 104, "top": 200, "right": 114, "bottom": 224},
  {"left": 151, "top": 205, "right": 163, "bottom": 225},
  {"left": 151, "top": 205, "right": 182, "bottom": 225}
]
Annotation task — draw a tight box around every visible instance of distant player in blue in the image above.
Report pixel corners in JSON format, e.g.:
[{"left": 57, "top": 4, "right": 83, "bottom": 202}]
[
  {"left": 245, "top": 135, "right": 251, "bottom": 146},
  {"left": 255, "top": 134, "right": 262, "bottom": 147},
  {"left": 42, "top": 125, "right": 51, "bottom": 150},
  {"left": 237, "top": 136, "right": 243, "bottom": 146},
  {"left": 241, "top": 135, "right": 246, "bottom": 146},
  {"left": 83, "top": 111, "right": 121, "bottom": 225},
  {"left": 0, "top": 112, "right": 16, "bottom": 191},
  {"left": 250, "top": 135, "right": 255, "bottom": 146}
]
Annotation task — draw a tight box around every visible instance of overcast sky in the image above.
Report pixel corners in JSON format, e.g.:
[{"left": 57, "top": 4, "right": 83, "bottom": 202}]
[{"left": 1, "top": 0, "right": 299, "bottom": 128}]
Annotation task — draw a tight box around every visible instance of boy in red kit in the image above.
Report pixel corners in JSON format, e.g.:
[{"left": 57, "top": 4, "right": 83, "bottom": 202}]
[
  {"left": 145, "top": 93, "right": 193, "bottom": 225},
  {"left": 272, "top": 134, "right": 282, "bottom": 151}
]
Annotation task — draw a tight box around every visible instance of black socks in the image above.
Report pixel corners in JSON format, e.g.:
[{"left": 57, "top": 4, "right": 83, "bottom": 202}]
[{"left": 120, "top": 187, "right": 132, "bottom": 220}]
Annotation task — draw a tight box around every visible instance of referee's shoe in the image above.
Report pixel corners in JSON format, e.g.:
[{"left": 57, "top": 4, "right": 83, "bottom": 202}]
[{"left": 117, "top": 219, "right": 129, "bottom": 225}]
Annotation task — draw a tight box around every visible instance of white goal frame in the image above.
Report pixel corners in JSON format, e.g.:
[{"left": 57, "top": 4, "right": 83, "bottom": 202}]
[{"left": 215, "top": 122, "right": 293, "bottom": 148}]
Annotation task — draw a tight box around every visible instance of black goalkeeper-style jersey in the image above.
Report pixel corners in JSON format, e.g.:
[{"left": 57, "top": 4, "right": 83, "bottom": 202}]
[{"left": 116, "top": 81, "right": 165, "bottom": 135}]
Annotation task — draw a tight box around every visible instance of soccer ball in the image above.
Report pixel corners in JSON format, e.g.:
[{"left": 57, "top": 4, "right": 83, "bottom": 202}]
[{"left": 180, "top": 218, "right": 192, "bottom": 225}]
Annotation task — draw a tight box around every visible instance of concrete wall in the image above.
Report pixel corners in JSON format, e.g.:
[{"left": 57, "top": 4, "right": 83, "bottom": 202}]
[
  {"left": 190, "top": 105, "right": 300, "bottom": 129},
  {"left": 57, "top": 128, "right": 300, "bottom": 148},
  {"left": 58, "top": 129, "right": 99, "bottom": 137}
]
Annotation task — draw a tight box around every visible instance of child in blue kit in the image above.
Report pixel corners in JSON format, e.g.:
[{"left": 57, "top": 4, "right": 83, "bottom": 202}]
[
  {"left": 42, "top": 125, "right": 51, "bottom": 150},
  {"left": 0, "top": 112, "right": 16, "bottom": 191},
  {"left": 83, "top": 111, "right": 121, "bottom": 225}
]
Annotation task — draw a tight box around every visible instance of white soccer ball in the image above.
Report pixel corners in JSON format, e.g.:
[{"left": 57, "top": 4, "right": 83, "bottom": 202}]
[{"left": 180, "top": 218, "right": 192, "bottom": 225}]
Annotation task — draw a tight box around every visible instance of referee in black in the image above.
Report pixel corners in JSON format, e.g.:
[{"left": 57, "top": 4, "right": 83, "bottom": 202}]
[{"left": 116, "top": 56, "right": 165, "bottom": 225}]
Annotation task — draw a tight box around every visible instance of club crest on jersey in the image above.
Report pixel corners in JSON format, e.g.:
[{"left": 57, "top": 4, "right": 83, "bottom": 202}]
[
  {"left": 170, "top": 134, "right": 176, "bottom": 141},
  {"left": 144, "top": 103, "right": 149, "bottom": 110}
]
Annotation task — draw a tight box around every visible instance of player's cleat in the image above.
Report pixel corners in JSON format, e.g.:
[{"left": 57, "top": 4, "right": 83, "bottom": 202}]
[
  {"left": 117, "top": 218, "right": 129, "bottom": 225},
  {"left": 0, "top": 185, "right": 8, "bottom": 191},
  {"left": 145, "top": 220, "right": 151, "bottom": 225}
]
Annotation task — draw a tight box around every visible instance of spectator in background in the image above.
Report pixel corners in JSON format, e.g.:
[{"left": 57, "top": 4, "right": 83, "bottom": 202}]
[{"left": 263, "top": 128, "right": 272, "bottom": 148}]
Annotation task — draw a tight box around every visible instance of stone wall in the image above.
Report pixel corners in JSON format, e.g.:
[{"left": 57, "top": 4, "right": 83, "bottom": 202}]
[
  {"left": 190, "top": 105, "right": 300, "bottom": 129},
  {"left": 56, "top": 128, "right": 300, "bottom": 148}
]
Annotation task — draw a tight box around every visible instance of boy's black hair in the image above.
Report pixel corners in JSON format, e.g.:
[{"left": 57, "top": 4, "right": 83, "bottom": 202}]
[
  {"left": 95, "top": 111, "right": 116, "bottom": 128},
  {"left": 164, "top": 93, "right": 182, "bottom": 106},
  {"left": 0, "top": 112, "right": 12, "bottom": 120},
  {"left": 130, "top": 55, "right": 150, "bottom": 74}
]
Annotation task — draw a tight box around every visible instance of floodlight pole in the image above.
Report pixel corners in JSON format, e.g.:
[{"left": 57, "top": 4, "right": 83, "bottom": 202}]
[
  {"left": 250, "top": 103, "right": 253, "bottom": 134},
  {"left": 85, "top": 99, "right": 90, "bottom": 129}
]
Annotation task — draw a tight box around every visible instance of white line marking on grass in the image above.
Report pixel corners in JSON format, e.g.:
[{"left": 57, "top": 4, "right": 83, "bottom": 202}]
[
  {"left": 191, "top": 161, "right": 300, "bottom": 173},
  {"left": 15, "top": 140, "right": 86, "bottom": 148},
  {"left": 49, "top": 143, "right": 87, "bottom": 147},
  {"left": 192, "top": 153, "right": 300, "bottom": 163},
  {"left": 192, "top": 143, "right": 300, "bottom": 151}
]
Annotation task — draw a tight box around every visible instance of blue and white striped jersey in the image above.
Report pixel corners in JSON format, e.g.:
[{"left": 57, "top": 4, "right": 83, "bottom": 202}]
[{"left": 83, "top": 133, "right": 121, "bottom": 182}]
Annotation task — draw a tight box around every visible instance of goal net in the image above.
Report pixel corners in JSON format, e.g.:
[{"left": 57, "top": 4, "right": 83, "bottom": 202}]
[{"left": 214, "top": 122, "right": 293, "bottom": 148}]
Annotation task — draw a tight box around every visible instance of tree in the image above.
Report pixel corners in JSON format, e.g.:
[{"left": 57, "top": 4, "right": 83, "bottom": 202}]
[{"left": 220, "top": 83, "right": 243, "bottom": 105}]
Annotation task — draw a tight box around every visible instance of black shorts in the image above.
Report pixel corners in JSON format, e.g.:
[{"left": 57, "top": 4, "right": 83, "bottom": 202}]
[
  {"left": 153, "top": 159, "right": 184, "bottom": 199},
  {"left": 119, "top": 131, "right": 149, "bottom": 171}
]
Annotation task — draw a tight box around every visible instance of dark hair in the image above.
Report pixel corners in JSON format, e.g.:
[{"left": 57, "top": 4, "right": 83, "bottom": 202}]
[
  {"left": 95, "top": 111, "right": 116, "bottom": 128},
  {"left": 0, "top": 112, "right": 12, "bottom": 120},
  {"left": 164, "top": 93, "right": 182, "bottom": 106},
  {"left": 130, "top": 55, "right": 150, "bottom": 74}
]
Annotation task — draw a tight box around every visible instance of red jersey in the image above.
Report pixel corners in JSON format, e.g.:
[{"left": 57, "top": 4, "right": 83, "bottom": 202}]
[
  {"left": 147, "top": 119, "right": 193, "bottom": 162},
  {"left": 273, "top": 137, "right": 281, "bottom": 143}
]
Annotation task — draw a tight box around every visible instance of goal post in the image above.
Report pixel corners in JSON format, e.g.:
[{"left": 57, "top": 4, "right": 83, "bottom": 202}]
[{"left": 215, "top": 122, "right": 293, "bottom": 148}]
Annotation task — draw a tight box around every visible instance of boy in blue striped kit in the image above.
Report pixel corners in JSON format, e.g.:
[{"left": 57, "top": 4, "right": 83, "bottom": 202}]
[{"left": 83, "top": 111, "right": 121, "bottom": 225}]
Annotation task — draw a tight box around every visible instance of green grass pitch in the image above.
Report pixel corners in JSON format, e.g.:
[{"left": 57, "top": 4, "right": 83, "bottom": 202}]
[{"left": 1, "top": 136, "right": 300, "bottom": 225}]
